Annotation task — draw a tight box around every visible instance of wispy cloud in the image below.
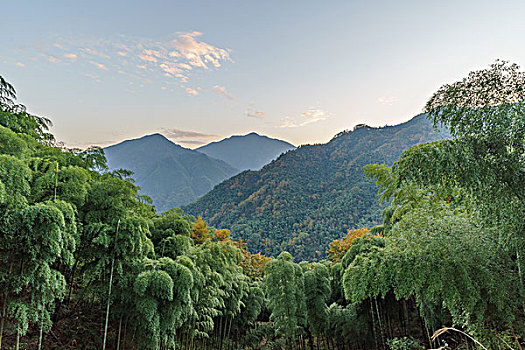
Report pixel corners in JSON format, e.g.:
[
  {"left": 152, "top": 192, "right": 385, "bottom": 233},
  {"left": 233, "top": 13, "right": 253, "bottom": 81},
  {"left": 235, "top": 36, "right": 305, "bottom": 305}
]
[
  {"left": 32, "top": 33, "right": 233, "bottom": 95},
  {"left": 89, "top": 61, "right": 108, "bottom": 70},
  {"left": 178, "top": 140, "right": 207, "bottom": 145},
  {"left": 377, "top": 95, "right": 399, "bottom": 105},
  {"left": 45, "top": 55, "right": 60, "bottom": 63},
  {"left": 212, "top": 85, "right": 233, "bottom": 100},
  {"left": 83, "top": 73, "right": 101, "bottom": 83},
  {"left": 138, "top": 53, "right": 158, "bottom": 63},
  {"left": 83, "top": 47, "right": 110, "bottom": 59},
  {"left": 160, "top": 128, "right": 218, "bottom": 146},
  {"left": 185, "top": 87, "right": 199, "bottom": 95},
  {"left": 66, "top": 139, "right": 116, "bottom": 148},
  {"left": 245, "top": 104, "right": 265, "bottom": 119},
  {"left": 279, "top": 107, "right": 330, "bottom": 128},
  {"left": 160, "top": 128, "right": 218, "bottom": 139},
  {"left": 16, "top": 62, "right": 25, "bottom": 67}
]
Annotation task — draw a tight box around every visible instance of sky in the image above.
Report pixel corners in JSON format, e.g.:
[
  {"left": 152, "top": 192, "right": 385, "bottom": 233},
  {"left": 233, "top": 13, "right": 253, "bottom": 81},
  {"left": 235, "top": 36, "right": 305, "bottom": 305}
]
[{"left": 1, "top": 0, "right": 525, "bottom": 148}]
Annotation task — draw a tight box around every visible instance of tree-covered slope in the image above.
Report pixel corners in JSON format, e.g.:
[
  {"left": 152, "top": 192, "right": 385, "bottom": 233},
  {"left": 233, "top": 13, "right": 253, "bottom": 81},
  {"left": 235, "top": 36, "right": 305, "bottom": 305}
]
[
  {"left": 184, "top": 114, "right": 448, "bottom": 260},
  {"left": 104, "top": 134, "right": 238, "bottom": 212},
  {"left": 196, "top": 132, "right": 295, "bottom": 171}
]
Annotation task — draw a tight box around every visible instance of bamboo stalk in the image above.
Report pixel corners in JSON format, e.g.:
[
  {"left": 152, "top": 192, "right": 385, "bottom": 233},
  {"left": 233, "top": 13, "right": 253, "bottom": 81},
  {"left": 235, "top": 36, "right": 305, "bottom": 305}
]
[
  {"left": 102, "top": 256, "right": 114, "bottom": 350},
  {"left": 103, "top": 219, "right": 120, "bottom": 350},
  {"left": 0, "top": 292, "right": 6, "bottom": 350},
  {"left": 54, "top": 162, "right": 58, "bottom": 202},
  {"left": 38, "top": 318, "right": 43, "bottom": 350},
  {"left": 116, "top": 316, "right": 122, "bottom": 350}
]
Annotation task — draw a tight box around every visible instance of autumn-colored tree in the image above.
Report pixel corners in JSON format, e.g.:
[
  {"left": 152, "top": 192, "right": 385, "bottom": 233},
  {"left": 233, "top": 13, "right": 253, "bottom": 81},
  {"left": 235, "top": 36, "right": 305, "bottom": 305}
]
[
  {"left": 192, "top": 216, "right": 211, "bottom": 244},
  {"left": 215, "top": 228, "right": 231, "bottom": 241},
  {"left": 327, "top": 227, "right": 371, "bottom": 263},
  {"left": 232, "top": 240, "right": 271, "bottom": 280}
]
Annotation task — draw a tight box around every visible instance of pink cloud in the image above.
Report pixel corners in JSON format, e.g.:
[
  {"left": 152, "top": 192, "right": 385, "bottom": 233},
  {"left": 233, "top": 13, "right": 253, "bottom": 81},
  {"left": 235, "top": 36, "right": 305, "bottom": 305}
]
[{"left": 90, "top": 61, "right": 108, "bottom": 70}]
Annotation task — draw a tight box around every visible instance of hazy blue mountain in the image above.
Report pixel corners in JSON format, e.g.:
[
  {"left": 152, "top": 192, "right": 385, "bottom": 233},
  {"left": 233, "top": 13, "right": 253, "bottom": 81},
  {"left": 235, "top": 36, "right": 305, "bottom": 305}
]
[
  {"left": 196, "top": 132, "right": 295, "bottom": 171},
  {"left": 104, "top": 134, "right": 238, "bottom": 212},
  {"left": 184, "top": 114, "right": 449, "bottom": 260}
]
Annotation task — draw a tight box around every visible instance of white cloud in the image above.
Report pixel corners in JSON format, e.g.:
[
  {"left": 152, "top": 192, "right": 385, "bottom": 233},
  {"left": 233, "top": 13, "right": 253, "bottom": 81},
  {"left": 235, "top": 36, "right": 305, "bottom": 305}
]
[
  {"left": 159, "top": 62, "right": 182, "bottom": 75},
  {"left": 212, "top": 85, "right": 233, "bottom": 100},
  {"left": 172, "top": 32, "right": 231, "bottom": 69},
  {"left": 138, "top": 54, "right": 157, "bottom": 63},
  {"left": 279, "top": 107, "right": 330, "bottom": 128},
  {"left": 185, "top": 87, "right": 199, "bottom": 96},
  {"left": 143, "top": 49, "right": 161, "bottom": 58},
  {"left": 16, "top": 62, "right": 25, "bottom": 67},
  {"left": 63, "top": 53, "right": 77, "bottom": 59}
]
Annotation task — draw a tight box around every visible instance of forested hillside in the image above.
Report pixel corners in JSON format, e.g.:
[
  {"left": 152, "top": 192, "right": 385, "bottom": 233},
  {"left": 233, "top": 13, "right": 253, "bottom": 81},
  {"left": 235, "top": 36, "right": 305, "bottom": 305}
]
[
  {"left": 104, "top": 134, "right": 238, "bottom": 211},
  {"left": 185, "top": 114, "right": 448, "bottom": 260},
  {"left": 196, "top": 132, "right": 295, "bottom": 171}
]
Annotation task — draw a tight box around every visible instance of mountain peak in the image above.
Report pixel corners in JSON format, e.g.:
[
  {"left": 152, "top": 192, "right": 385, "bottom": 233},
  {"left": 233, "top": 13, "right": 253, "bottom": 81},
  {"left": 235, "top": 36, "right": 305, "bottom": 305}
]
[
  {"left": 103, "top": 135, "right": 238, "bottom": 212},
  {"left": 197, "top": 133, "right": 295, "bottom": 171},
  {"left": 139, "top": 133, "right": 174, "bottom": 143}
]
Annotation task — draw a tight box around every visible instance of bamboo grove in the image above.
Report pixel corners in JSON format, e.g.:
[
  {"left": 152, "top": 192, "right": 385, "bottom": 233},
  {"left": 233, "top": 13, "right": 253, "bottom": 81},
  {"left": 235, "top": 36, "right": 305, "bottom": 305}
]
[{"left": 0, "top": 60, "right": 524, "bottom": 349}]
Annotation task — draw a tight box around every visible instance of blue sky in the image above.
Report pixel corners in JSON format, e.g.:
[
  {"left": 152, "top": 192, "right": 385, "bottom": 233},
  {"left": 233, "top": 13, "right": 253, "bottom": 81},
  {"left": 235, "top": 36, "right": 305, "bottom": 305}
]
[{"left": 1, "top": 0, "right": 525, "bottom": 148}]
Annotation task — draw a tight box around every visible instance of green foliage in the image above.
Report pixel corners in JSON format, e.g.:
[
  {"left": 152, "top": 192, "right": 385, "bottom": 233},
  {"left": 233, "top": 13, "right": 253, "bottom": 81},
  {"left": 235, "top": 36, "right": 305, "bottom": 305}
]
[
  {"left": 264, "top": 252, "right": 306, "bottom": 340},
  {"left": 304, "top": 263, "right": 331, "bottom": 336},
  {"left": 386, "top": 336, "right": 423, "bottom": 350}
]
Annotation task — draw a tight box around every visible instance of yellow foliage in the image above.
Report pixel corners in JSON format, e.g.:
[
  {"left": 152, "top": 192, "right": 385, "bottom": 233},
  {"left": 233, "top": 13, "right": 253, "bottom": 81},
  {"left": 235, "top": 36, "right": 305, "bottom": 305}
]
[
  {"left": 233, "top": 240, "right": 271, "bottom": 279},
  {"left": 215, "top": 228, "right": 231, "bottom": 241},
  {"left": 327, "top": 227, "right": 371, "bottom": 263},
  {"left": 192, "top": 216, "right": 211, "bottom": 244}
]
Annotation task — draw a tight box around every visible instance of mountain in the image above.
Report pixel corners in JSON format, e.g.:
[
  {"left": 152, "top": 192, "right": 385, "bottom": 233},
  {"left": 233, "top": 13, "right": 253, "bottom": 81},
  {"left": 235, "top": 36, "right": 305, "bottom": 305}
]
[
  {"left": 196, "top": 132, "right": 295, "bottom": 171},
  {"left": 184, "top": 114, "right": 449, "bottom": 261},
  {"left": 104, "top": 134, "right": 238, "bottom": 212}
]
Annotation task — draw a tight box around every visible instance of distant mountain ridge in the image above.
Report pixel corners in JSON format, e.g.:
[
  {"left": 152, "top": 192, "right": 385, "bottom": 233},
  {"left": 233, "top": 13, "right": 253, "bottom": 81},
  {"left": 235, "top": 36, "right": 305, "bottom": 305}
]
[
  {"left": 184, "top": 114, "right": 449, "bottom": 261},
  {"left": 104, "top": 133, "right": 238, "bottom": 212},
  {"left": 196, "top": 132, "right": 295, "bottom": 171}
]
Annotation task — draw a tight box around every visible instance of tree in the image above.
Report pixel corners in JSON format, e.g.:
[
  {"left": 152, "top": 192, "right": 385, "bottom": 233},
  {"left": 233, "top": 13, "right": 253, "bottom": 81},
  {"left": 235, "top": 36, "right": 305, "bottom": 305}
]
[
  {"left": 390, "top": 60, "right": 525, "bottom": 336},
  {"left": 2, "top": 202, "right": 76, "bottom": 348},
  {"left": 304, "top": 263, "right": 331, "bottom": 349},
  {"left": 395, "top": 60, "right": 524, "bottom": 235},
  {"left": 192, "top": 216, "right": 211, "bottom": 244},
  {"left": 264, "top": 252, "right": 307, "bottom": 347},
  {"left": 0, "top": 76, "right": 53, "bottom": 142},
  {"left": 327, "top": 227, "right": 371, "bottom": 263}
]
